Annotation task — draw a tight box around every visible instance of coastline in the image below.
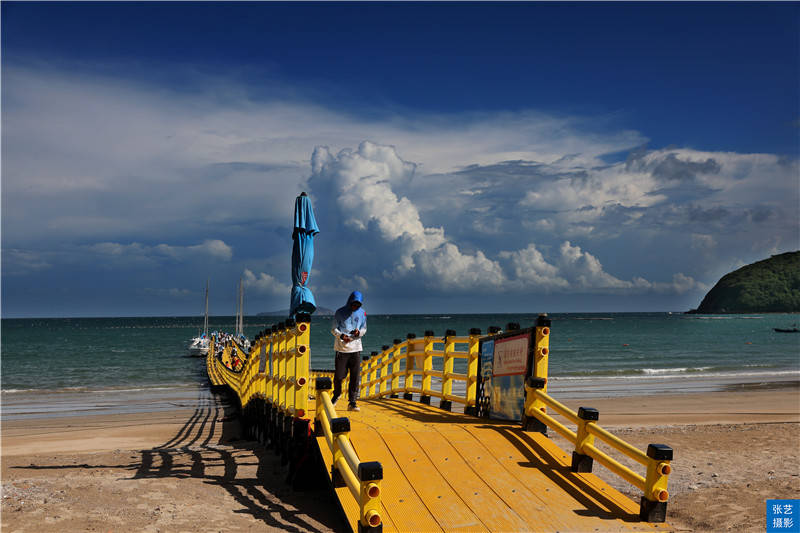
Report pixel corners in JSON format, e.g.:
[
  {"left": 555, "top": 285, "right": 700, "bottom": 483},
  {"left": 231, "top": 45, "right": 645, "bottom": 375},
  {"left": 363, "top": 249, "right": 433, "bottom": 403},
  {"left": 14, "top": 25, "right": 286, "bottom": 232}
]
[{"left": 2, "top": 383, "right": 799, "bottom": 532}]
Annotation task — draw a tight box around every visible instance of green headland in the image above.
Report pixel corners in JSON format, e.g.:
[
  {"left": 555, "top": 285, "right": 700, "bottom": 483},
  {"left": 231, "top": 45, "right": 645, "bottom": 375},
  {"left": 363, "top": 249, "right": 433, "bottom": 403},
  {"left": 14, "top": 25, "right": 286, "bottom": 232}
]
[{"left": 689, "top": 251, "right": 800, "bottom": 314}]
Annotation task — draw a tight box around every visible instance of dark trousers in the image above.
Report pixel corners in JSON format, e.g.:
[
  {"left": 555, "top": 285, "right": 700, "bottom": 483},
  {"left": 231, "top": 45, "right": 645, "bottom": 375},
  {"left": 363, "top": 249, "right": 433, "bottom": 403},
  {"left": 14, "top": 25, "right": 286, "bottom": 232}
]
[{"left": 333, "top": 351, "right": 361, "bottom": 403}]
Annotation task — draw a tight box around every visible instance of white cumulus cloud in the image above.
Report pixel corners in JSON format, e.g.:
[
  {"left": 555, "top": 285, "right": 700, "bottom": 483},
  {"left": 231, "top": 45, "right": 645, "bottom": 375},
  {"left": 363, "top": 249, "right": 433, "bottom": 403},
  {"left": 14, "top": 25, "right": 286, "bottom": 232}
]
[{"left": 242, "top": 269, "right": 291, "bottom": 296}]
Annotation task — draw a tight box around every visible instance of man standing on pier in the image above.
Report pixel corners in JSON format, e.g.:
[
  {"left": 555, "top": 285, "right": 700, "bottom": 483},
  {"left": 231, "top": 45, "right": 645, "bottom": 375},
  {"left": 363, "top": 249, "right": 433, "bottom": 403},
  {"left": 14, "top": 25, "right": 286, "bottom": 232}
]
[{"left": 331, "top": 291, "right": 367, "bottom": 411}]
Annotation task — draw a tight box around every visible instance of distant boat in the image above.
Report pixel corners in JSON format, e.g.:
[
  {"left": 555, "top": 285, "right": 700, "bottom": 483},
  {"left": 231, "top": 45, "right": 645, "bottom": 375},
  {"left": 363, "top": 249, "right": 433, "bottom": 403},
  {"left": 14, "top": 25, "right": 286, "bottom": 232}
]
[
  {"left": 187, "top": 280, "right": 210, "bottom": 357},
  {"left": 774, "top": 327, "right": 799, "bottom": 333},
  {"left": 233, "top": 278, "right": 250, "bottom": 352}
]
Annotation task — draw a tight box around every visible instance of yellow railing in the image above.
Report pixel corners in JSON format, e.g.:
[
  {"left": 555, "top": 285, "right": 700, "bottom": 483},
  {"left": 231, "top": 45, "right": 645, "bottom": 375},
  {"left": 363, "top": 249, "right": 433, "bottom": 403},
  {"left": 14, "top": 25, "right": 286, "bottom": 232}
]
[
  {"left": 524, "top": 384, "right": 672, "bottom": 520},
  {"left": 205, "top": 314, "right": 671, "bottom": 523},
  {"left": 348, "top": 316, "right": 672, "bottom": 523},
  {"left": 207, "top": 316, "right": 311, "bottom": 418},
  {"left": 353, "top": 328, "right": 482, "bottom": 413},
  {"left": 315, "top": 378, "right": 383, "bottom": 531},
  {"left": 519, "top": 316, "right": 672, "bottom": 523}
]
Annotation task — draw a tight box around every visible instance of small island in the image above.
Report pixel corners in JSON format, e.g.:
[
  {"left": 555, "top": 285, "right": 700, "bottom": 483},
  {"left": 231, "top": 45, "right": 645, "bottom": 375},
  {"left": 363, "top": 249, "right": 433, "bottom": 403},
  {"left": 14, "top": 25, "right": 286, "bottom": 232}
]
[{"left": 689, "top": 251, "right": 800, "bottom": 314}]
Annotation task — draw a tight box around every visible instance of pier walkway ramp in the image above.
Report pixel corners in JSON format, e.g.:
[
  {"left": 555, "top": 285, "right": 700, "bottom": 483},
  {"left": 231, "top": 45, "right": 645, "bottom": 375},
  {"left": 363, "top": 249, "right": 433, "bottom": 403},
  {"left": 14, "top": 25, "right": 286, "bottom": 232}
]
[{"left": 208, "top": 315, "right": 674, "bottom": 532}]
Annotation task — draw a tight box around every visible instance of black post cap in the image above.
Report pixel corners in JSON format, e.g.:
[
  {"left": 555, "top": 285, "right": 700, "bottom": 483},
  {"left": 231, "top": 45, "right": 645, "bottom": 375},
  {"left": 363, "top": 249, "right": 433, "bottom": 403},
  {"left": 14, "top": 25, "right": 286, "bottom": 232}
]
[
  {"left": 393, "top": 338, "right": 402, "bottom": 345},
  {"left": 296, "top": 312, "right": 311, "bottom": 323},
  {"left": 277, "top": 322, "right": 285, "bottom": 329},
  {"left": 526, "top": 376, "right": 547, "bottom": 389},
  {"left": 506, "top": 322, "right": 520, "bottom": 331},
  {"left": 536, "top": 314, "right": 552, "bottom": 328},
  {"left": 577, "top": 407, "right": 600, "bottom": 421},
  {"left": 445, "top": 329, "right": 456, "bottom": 337},
  {"left": 424, "top": 330, "right": 435, "bottom": 337},
  {"left": 285, "top": 318, "right": 296, "bottom": 328},
  {"left": 272, "top": 324, "right": 279, "bottom": 332},
  {"left": 407, "top": 333, "right": 416, "bottom": 339},
  {"left": 469, "top": 328, "right": 481, "bottom": 335},
  {"left": 488, "top": 326, "right": 501, "bottom": 334},
  {"left": 647, "top": 444, "right": 673, "bottom": 461},
  {"left": 358, "top": 461, "right": 383, "bottom": 481},
  {"left": 371, "top": 351, "right": 378, "bottom": 356},
  {"left": 330, "top": 417, "right": 350, "bottom": 434},
  {"left": 381, "top": 345, "right": 390, "bottom": 351},
  {"left": 316, "top": 377, "right": 332, "bottom": 390}
]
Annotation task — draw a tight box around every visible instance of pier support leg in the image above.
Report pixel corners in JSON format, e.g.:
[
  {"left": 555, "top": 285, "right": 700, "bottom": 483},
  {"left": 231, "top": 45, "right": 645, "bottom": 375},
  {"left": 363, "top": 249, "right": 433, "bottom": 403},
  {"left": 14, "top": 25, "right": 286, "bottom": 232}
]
[
  {"left": 439, "top": 400, "right": 452, "bottom": 412},
  {"left": 420, "top": 395, "right": 431, "bottom": 405},
  {"left": 402, "top": 393, "right": 413, "bottom": 401},
  {"left": 640, "top": 497, "right": 668, "bottom": 523},
  {"left": 571, "top": 451, "right": 594, "bottom": 473},
  {"left": 289, "top": 418, "right": 312, "bottom": 489},
  {"left": 521, "top": 413, "right": 548, "bottom": 435}
]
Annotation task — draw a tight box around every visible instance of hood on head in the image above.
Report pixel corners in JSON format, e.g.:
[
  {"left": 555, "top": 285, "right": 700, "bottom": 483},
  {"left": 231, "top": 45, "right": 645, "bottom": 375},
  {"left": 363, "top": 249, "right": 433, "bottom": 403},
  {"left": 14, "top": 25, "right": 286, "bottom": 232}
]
[{"left": 347, "top": 291, "right": 363, "bottom": 306}]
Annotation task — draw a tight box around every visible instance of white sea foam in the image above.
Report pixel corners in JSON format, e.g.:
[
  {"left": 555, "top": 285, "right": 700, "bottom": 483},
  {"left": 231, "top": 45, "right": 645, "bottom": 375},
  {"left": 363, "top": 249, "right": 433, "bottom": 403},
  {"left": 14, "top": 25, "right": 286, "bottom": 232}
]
[
  {"left": 641, "top": 366, "right": 712, "bottom": 375},
  {"left": 551, "top": 369, "right": 800, "bottom": 381}
]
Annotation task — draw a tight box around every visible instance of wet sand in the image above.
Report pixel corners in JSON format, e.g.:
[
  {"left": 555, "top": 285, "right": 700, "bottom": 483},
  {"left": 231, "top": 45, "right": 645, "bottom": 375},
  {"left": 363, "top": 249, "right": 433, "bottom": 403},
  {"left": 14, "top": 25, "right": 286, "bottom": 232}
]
[{"left": 2, "top": 383, "right": 799, "bottom": 532}]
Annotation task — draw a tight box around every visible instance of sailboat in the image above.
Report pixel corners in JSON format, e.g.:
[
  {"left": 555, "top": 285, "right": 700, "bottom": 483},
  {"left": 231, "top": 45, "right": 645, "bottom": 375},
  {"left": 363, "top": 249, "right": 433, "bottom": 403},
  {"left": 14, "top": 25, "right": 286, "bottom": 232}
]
[
  {"left": 233, "top": 278, "right": 251, "bottom": 352},
  {"left": 187, "top": 280, "right": 210, "bottom": 357}
]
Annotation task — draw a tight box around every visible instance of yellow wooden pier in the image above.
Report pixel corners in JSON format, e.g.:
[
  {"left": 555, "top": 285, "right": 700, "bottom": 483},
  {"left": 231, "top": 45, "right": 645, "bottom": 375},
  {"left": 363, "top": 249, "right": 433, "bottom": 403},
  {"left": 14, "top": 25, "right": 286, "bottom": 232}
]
[{"left": 207, "top": 315, "right": 673, "bottom": 532}]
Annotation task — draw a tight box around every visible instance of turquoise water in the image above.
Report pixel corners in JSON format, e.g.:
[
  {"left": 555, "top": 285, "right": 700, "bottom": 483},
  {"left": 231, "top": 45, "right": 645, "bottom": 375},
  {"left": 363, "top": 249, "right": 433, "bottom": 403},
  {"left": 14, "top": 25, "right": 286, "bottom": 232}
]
[{"left": 2, "top": 313, "right": 798, "bottom": 418}]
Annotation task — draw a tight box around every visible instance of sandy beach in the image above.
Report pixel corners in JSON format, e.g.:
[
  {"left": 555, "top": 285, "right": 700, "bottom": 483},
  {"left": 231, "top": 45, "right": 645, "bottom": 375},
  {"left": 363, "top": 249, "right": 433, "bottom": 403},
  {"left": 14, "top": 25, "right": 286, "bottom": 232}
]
[{"left": 2, "top": 383, "right": 799, "bottom": 532}]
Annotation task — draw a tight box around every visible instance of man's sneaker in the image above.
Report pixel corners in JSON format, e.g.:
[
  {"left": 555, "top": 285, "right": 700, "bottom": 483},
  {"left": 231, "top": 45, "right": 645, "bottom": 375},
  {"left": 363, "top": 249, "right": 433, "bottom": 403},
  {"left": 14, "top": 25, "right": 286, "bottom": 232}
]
[
  {"left": 330, "top": 394, "right": 340, "bottom": 405},
  {"left": 348, "top": 403, "right": 360, "bottom": 412}
]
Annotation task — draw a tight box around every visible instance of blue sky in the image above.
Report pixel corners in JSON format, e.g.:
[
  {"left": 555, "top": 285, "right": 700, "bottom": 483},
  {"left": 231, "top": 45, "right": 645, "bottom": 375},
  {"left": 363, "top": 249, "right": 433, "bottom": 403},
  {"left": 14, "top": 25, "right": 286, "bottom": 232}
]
[{"left": 2, "top": 1, "right": 798, "bottom": 317}]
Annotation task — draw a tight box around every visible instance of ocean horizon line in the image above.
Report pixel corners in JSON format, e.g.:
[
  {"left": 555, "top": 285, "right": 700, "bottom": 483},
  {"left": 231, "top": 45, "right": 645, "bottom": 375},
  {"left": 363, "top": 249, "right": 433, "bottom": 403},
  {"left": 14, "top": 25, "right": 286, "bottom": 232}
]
[{"left": 5, "top": 310, "right": 798, "bottom": 320}]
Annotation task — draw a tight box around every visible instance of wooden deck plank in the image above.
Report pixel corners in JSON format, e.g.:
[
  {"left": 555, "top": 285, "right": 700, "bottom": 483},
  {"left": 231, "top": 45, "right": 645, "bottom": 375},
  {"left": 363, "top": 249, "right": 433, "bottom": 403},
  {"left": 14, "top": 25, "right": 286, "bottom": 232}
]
[
  {"left": 378, "top": 429, "right": 488, "bottom": 532},
  {"left": 409, "top": 427, "right": 532, "bottom": 532},
  {"left": 462, "top": 424, "right": 662, "bottom": 532},
  {"left": 313, "top": 398, "right": 669, "bottom": 533},
  {"left": 434, "top": 424, "right": 575, "bottom": 532},
  {"left": 348, "top": 423, "right": 443, "bottom": 532}
]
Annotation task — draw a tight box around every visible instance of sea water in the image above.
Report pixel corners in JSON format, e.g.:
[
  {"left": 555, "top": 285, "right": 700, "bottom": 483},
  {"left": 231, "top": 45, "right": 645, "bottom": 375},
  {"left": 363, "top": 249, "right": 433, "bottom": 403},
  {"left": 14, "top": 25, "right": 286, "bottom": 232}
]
[{"left": 2, "top": 313, "right": 798, "bottom": 419}]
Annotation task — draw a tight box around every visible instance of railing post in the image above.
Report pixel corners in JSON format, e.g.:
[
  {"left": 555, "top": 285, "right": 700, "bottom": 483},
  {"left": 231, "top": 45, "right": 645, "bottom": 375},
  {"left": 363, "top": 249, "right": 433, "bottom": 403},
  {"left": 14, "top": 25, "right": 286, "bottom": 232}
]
[
  {"left": 330, "top": 417, "right": 350, "bottom": 488},
  {"left": 294, "top": 314, "right": 311, "bottom": 419},
  {"left": 420, "top": 331, "right": 434, "bottom": 404},
  {"left": 359, "top": 355, "right": 370, "bottom": 399},
  {"left": 358, "top": 461, "right": 383, "bottom": 533},
  {"left": 314, "top": 377, "right": 332, "bottom": 436},
  {"left": 522, "top": 315, "right": 551, "bottom": 433},
  {"left": 464, "top": 328, "right": 481, "bottom": 416},
  {"left": 269, "top": 325, "right": 279, "bottom": 408},
  {"left": 390, "top": 339, "right": 402, "bottom": 398},
  {"left": 640, "top": 444, "right": 673, "bottom": 523},
  {"left": 285, "top": 318, "right": 297, "bottom": 416},
  {"left": 522, "top": 377, "right": 548, "bottom": 433},
  {"left": 278, "top": 322, "right": 289, "bottom": 413},
  {"left": 572, "top": 407, "right": 599, "bottom": 472},
  {"left": 264, "top": 330, "right": 272, "bottom": 401},
  {"left": 403, "top": 333, "right": 416, "bottom": 401},
  {"left": 440, "top": 330, "right": 456, "bottom": 411},
  {"left": 379, "top": 346, "right": 390, "bottom": 397},
  {"left": 368, "top": 351, "right": 379, "bottom": 399}
]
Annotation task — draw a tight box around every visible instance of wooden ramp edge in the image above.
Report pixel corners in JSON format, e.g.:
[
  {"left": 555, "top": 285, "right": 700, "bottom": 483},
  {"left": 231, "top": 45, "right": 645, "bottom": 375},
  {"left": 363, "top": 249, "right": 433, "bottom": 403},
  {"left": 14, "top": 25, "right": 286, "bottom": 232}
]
[{"left": 314, "top": 398, "right": 672, "bottom": 533}]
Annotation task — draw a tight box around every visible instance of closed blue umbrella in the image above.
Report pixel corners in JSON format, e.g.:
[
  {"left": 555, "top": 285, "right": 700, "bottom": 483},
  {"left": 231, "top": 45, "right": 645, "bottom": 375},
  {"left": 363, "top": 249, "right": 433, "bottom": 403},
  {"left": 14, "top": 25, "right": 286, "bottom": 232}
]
[{"left": 290, "top": 192, "right": 320, "bottom": 317}]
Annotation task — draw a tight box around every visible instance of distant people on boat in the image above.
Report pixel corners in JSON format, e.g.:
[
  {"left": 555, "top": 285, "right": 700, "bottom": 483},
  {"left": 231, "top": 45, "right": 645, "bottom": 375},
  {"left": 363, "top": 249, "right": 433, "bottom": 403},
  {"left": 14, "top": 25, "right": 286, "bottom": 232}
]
[{"left": 331, "top": 291, "right": 367, "bottom": 412}]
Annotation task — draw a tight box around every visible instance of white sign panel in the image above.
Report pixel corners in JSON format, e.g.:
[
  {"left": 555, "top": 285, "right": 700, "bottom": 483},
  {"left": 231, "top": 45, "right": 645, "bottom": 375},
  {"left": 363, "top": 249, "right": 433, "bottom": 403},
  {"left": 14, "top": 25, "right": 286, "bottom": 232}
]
[{"left": 492, "top": 334, "right": 530, "bottom": 377}]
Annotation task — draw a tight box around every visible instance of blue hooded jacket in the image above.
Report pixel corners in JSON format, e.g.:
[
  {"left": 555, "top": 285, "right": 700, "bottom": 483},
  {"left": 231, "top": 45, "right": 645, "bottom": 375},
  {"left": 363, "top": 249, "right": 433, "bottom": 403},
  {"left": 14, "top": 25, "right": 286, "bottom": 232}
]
[{"left": 331, "top": 291, "right": 367, "bottom": 353}]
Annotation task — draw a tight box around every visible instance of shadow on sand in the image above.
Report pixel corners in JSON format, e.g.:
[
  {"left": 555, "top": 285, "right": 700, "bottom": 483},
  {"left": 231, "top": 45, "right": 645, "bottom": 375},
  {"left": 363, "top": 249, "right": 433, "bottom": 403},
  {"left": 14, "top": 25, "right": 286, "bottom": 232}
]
[{"left": 15, "top": 387, "right": 343, "bottom": 532}]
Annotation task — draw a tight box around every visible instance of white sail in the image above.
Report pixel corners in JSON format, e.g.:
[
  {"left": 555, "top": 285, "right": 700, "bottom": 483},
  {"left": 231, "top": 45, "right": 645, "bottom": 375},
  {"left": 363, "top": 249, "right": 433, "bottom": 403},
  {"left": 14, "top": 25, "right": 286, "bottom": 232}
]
[{"left": 187, "top": 279, "right": 210, "bottom": 356}]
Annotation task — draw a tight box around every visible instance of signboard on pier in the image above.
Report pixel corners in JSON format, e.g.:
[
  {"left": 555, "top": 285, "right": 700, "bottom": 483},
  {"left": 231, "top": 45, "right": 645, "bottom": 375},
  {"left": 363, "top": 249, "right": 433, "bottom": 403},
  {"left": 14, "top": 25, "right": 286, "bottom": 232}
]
[{"left": 478, "top": 328, "right": 535, "bottom": 421}]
